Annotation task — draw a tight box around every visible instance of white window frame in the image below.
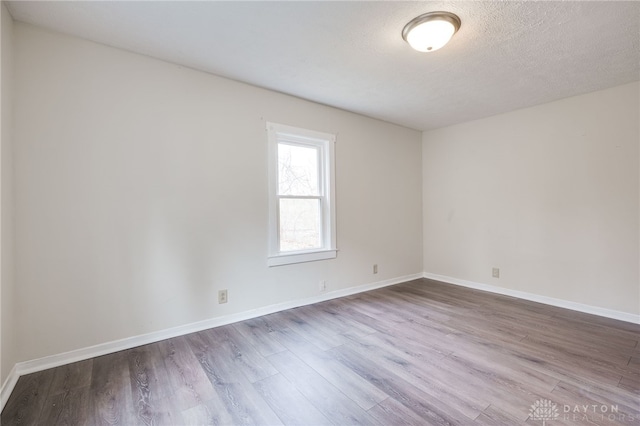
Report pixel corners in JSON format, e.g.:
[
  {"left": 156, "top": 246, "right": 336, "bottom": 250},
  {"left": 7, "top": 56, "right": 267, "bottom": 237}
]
[{"left": 267, "top": 122, "right": 337, "bottom": 267}]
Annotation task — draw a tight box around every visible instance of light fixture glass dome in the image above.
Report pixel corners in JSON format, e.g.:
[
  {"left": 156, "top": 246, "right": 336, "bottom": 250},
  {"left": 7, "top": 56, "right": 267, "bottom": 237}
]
[{"left": 402, "top": 12, "right": 461, "bottom": 52}]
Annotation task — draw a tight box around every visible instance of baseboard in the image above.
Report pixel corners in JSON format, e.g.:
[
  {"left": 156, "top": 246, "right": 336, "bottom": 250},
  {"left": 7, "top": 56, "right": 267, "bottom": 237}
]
[
  {"left": 0, "top": 272, "right": 422, "bottom": 412},
  {"left": 423, "top": 272, "right": 640, "bottom": 325},
  {"left": 0, "top": 363, "right": 18, "bottom": 412}
]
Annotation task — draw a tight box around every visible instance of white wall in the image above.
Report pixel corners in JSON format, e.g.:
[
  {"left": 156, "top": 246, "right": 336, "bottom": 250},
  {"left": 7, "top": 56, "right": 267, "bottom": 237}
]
[
  {"left": 13, "top": 23, "right": 423, "bottom": 363},
  {"left": 1, "top": 2, "right": 14, "bottom": 386},
  {"left": 423, "top": 82, "right": 639, "bottom": 316}
]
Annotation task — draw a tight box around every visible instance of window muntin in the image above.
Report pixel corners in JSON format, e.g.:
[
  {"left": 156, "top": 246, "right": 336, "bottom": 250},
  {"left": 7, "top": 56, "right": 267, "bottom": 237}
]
[{"left": 267, "top": 122, "right": 336, "bottom": 266}]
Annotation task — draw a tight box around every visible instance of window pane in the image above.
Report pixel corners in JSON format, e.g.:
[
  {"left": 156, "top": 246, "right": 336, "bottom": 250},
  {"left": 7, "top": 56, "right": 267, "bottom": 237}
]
[
  {"left": 278, "top": 143, "right": 319, "bottom": 196},
  {"left": 279, "top": 198, "right": 321, "bottom": 252}
]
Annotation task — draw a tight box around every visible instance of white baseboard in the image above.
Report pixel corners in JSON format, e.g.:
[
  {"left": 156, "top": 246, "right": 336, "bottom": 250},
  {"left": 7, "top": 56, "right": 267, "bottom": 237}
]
[
  {"left": 0, "top": 272, "right": 422, "bottom": 412},
  {"left": 0, "top": 363, "right": 18, "bottom": 411},
  {"left": 423, "top": 272, "right": 640, "bottom": 325}
]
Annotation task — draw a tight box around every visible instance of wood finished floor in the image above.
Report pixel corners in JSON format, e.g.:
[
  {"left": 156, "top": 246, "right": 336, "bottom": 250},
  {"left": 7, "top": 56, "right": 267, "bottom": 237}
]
[{"left": 2, "top": 278, "right": 639, "bottom": 425}]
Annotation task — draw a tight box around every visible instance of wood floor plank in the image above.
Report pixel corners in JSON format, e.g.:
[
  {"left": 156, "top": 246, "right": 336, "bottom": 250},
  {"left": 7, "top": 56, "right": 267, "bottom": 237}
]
[
  {"left": 367, "top": 397, "right": 429, "bottom": 425},
  {"left": 551, "top": 308, "right": 640, "bottom": 337},
  {"left": 321, "top": 298, "right": 400, "bottom": 335},
  {"left": 252, "top": 373, "right": 332, "bottom": 425},
  {"left": 329, "top": 343, "right": 473, "bottom": 425},
  {"left": 304, "top": 303, "right": 377, "bottom": 338},
  {"left": 387, "top": 285, "right": 461, "bottom": 320},
  {"left": 155, "top": 335, "right": 219, "bottom": 414},
  {"left": 232, "top": 318, "right": 287, "bottom": 357},
  {"left": 523, "top": 331, "right": 633, "bottom": 367},
  {"left": 372, "top": 290, "right": 453, "bottom": 323},
  {"left": 37, "top": 386, "right": 90, "bottom": 425},
  {"left": 293, "top": 347, "right": 389, "bottom": 410},
  {"left": 292, "top": 305, "right": 350, "bottom": 338},
  {"left": 127, "top": 344, "right": 177, "bottom": 425},
  {"left": 48, "top": 359, "right": 93, "bottom": 397},
  {"left": 473, "top": 404, "right": 521, "bottom": 425},
  {"left": 270, "top": 325, "right": 326, "bottom": 356},
  {"left": 446, "top": 346, "right": 560, "bottom": 394},
  {"left": 186, "top": 330, "right": 283, "bottom": 425},
  {"left": 338, "top": 337, "right": 490, "bottom": 420},
  {"left": 180, "top": 401, "right": 222, "bottom": 426},
  {"left": 204, "top": 325, "right": 279, "bottom": 383},
  {"left": 267, "top": 350, "right": 379, "bottom": 425},
  {"left": 526, "top": 323, "right": 638, "bottom": 353},
  {"left": 435, "top": 352, "right": 552, "bottom": 421},
  {"left": 387, "top": 317, "right": 459, "bottom": 355},
  {"left": 89, "top": 351, "right": 135, "bottom": 425},
  {"left": 511, "top": 337, "right": 626, "bottom": 386},
  {"left": 443, "top": 314, "right": 529, "bottom": 344},
  {"left": 315, "top": 299, "right": 380, "bottom": 336},
  {"left": 4, "top": 278, "right": 639, "bottom": 425},
  {"left": 347, "top": 293, "right": 412, "bottom": 324},
  {"left": 35, "top": 360, "right": 93, "bottom": 425},
  {"left": 344, "top": 294, "right": 407, "bottom": 324},
  {"left": 356, "top": 327, "right": 450, "bottom": 361},
  {"left": 444, "top": 322, "right": 626, "bottom": 389},
  {"left": 275, "top": 309, "right": 349, "bottom": 350},
  {"left": 618, "top": 375, "right": 640, "bottom": 394},
  {"left": 2, "top": 369, "right": 56, "bottom": 425}
]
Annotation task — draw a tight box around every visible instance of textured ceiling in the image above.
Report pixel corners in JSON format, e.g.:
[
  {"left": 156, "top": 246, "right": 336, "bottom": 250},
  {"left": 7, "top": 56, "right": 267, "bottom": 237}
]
[{"left": 6, "top": 1, "right": 640, "bottom": 131}]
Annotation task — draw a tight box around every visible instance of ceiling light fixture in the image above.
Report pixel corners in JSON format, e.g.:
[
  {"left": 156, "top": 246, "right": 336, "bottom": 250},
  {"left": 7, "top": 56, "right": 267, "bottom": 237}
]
[{"left": 402, "top": 11, "right": 461, "bottom": 53}]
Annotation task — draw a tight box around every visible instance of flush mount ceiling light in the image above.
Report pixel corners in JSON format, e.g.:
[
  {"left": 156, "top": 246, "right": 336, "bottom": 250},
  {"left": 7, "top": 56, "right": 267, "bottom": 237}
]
[{"left": 402, "top": 11, "right": 461, "bottom": 52}]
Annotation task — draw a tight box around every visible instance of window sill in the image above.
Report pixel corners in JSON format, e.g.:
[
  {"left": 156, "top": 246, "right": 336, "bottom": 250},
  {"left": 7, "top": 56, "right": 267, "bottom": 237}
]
[{"left": 267, "top": 249, "right": 337, "bottom": 267}]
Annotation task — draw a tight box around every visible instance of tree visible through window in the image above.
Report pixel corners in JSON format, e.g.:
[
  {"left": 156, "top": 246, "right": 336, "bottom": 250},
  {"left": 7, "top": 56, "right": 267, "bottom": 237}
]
[
  {"left": 267, "top": 122, "right": 336, "bottom": 266},
  {"left": 278, "top": 143, "right": 321, "bottom": 251}
]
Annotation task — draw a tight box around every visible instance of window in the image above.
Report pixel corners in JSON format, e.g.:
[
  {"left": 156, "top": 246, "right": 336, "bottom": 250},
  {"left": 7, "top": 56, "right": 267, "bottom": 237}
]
[{"left": 267, "top": 122, "right": 337, "bottom": 266}]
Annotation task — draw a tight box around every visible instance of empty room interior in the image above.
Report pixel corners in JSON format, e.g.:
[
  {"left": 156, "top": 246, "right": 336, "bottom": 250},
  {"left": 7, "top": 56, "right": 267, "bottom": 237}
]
[{"left": 0, "top": 1, "right": 639, "bottom": 425}]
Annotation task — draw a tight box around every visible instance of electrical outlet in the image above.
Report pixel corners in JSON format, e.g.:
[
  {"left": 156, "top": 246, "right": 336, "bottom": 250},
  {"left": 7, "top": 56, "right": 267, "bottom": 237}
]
[
  {"left": 218, "top": 289, "right": 228, "bottom": 304},
  {"left": 373, "top": 264, "right": 378, "bottom": 274},
  {"left": 319, "top": 280, "right": 327, "bottom": 292},
  {"left": 492, "top": 268, "right": 500, "bottom": 278}
]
